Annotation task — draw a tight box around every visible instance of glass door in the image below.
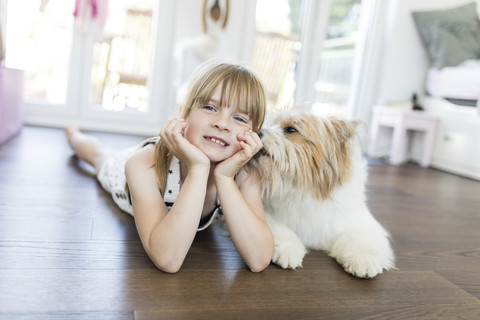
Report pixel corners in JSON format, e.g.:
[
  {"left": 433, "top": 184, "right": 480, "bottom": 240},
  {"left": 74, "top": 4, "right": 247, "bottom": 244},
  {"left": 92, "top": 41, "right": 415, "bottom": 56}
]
[
  {"left": 312, "top": 0, "right": 363, "bottom": 116},
  {"left": 5, "top": 0, "right": 74, "bottom": 106},
  {"left": 90, "top": 0, "right": 154, "bottom": 113},
  {"left": 251, "top": 0, "right": 366, "bottom": 116},
  {"left": 251, "top": 0, "right": 303, "bottom": 110},
  {"left": 4, "top": 0, "right": 166, "bottom": 133}
]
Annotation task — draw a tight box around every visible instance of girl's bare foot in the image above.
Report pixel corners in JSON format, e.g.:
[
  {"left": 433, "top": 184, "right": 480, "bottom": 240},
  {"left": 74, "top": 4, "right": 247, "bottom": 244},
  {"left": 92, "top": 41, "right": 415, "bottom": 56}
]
[
  {"left": 65, "top": 125, "right": 79, "bottom": 138},
  {"left": 65, "top": 126, "right": 111, "bottom": 173}
]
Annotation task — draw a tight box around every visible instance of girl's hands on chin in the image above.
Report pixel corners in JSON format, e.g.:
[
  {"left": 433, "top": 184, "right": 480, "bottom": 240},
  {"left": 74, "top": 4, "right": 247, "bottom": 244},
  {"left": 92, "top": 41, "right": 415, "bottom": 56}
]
[
  {"left": 160, "top": 118, "right": 210, "bottom": 170},
  {"left": 214, "top": 130, "right": 263, "bottom": 179}
]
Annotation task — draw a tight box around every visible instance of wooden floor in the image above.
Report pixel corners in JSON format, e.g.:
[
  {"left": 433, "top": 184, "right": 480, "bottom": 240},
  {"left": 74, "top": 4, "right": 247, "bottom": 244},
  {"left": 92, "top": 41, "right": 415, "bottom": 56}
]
[{"left": 1, "top": 126, "right": 479, "bottom": 319}]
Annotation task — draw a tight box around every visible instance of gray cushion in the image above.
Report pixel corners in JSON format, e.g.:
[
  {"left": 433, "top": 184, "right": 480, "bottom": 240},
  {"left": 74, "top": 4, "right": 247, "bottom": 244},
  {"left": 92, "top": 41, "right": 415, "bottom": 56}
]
[{"left": 412, "top": 2, "right": 480, "bottom": 69}]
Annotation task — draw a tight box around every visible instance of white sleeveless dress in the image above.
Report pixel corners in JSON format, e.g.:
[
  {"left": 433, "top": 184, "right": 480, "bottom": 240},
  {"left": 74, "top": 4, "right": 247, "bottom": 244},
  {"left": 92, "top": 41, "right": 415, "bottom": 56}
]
[{"left": 97, "top": 148, "right": 220, "bottom": 231}]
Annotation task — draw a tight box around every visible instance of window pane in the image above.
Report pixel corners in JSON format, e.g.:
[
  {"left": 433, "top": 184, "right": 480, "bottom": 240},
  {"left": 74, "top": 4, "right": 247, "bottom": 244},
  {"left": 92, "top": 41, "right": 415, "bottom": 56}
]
[
  {"left": 252, "top": 0, "right": 303, "bottom": 110},
  {"left": 313, "top": 0, "right": 362, "bottom": 115},
  {"left": 91, "top": 0, "right": 154, "bottom": 112},
  {"left": 5, "top": 0, "right": 74, "bottom": 104}
]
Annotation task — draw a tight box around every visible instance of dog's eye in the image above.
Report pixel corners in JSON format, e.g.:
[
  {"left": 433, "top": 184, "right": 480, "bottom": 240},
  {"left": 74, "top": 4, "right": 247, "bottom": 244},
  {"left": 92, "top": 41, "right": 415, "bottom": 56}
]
[{"left": 283, "top": 126, "right": 297, "bottom": 134}]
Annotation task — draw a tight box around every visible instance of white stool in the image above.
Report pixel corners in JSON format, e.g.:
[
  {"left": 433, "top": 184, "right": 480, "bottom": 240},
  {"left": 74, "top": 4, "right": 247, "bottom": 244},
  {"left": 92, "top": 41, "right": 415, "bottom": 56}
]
[{"left": 368, "top": 104, "right": 438, "bottom": 167}]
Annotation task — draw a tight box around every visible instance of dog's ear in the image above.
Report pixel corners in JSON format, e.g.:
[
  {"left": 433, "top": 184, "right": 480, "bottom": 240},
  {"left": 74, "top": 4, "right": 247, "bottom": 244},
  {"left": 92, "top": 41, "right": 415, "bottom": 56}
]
[
  {"left": 331, "top": 118, "right": 360, "bottom": 184},
  {"left": 331, "top": 118, "right": 359, "bottom": 183},
  {"left": 330, "top": 118, "right": 359, "bottom": 144},
  {"left": 309, "top": 117, "right": 359, "bottom": 200}
]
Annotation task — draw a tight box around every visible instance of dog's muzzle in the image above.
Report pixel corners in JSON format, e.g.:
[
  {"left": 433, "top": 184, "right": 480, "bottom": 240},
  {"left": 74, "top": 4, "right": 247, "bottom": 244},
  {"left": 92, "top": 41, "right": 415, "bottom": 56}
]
[{"left": 252, "top": 147, "right": 268, "bottom": 161}]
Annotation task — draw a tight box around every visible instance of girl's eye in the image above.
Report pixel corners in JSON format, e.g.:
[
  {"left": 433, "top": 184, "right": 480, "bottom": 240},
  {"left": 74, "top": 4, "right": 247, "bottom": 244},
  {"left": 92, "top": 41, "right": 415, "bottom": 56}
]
[
  {"left": 234, "top": 116, "right": 248, "bottom": 123},
  {"left": 203, "top": 105, "right": 216, "bottom": 111}
]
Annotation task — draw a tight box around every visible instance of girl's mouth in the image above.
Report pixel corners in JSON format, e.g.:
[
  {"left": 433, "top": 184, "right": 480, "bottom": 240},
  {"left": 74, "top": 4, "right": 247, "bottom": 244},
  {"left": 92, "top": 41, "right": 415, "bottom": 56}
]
[{"left": 204, "top": 136, "right": 228, "bottom": 147}]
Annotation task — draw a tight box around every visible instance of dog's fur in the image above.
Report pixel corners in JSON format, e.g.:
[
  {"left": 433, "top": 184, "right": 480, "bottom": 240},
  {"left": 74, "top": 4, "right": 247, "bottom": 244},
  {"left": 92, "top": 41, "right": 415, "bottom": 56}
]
[{"left": 250, "top": 110, "right": 395, "bottom": 278}]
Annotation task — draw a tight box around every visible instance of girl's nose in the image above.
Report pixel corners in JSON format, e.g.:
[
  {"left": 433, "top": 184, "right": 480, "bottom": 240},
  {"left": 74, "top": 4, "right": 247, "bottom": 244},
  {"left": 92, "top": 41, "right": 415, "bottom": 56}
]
[{"left": 212, "top": 114, "right": 230, "bottom": 131}]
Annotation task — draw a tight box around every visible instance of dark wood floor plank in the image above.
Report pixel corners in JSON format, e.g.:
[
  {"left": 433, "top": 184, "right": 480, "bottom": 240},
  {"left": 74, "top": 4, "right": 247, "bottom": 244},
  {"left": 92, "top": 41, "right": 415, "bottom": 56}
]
[
  {"left": 0, "top": 240, "right": 152, "bottom": 270},
  {"left": 138, "top": 304, "right": 480, "bottom": 320},
  {"left": 0, "top": 269, "right": 478, "bottom": 315},
  {"left": 0, "top": 312, "right": 133, "bottom": 320},
  {"left": 0, "top": 216, "right": 93, "bottom": 241},
  {"left": 1, "top": 125, "right": 479, "bottom": 319}
]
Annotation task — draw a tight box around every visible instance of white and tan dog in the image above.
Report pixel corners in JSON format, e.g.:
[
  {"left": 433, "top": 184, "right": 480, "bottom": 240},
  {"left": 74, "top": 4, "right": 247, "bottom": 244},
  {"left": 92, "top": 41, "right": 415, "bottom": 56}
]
[{"left": 251, "top": 110, "right": 395, "bottom": 278}]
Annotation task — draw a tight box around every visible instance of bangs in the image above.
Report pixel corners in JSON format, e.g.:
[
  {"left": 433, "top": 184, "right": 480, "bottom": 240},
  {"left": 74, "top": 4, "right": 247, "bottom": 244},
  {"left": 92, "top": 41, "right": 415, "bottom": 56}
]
[
  {"left": 220, "top": 76, "right": 252, "bottom": 116},
  {"left": 221, "top": 73, "right": 265, "bottom": 133}
]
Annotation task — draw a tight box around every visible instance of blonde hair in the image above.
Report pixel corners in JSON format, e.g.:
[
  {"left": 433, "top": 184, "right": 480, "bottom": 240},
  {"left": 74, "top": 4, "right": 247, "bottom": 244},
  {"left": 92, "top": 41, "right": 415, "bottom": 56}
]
[{"left": 154, "top": 61, "right": 266, "bottom": 195}]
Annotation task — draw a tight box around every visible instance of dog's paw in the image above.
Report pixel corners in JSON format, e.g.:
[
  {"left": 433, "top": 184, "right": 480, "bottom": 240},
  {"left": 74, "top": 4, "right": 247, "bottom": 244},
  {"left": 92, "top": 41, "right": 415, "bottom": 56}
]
[
  {"left": 266, "top": 215, "right": 308, "bottom": 269},
  {"left": 329, "top": 233, "right": 395, "bottom": 278},
  {"left": 337, "top": 253, "right": 394, "bottom": 278},
  {"left": 272, "top": 240, "right": 308, "bottom": 269}
]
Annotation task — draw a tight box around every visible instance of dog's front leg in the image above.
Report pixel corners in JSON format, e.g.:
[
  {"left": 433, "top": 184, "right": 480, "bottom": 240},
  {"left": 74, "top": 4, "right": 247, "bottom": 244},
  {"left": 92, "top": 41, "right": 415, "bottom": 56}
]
[
  {"left": 327, "top": 225, "right": 395, "bottom": 278},
  {"left": 266, "top": 215, "right": 308, "bottom": 269}
]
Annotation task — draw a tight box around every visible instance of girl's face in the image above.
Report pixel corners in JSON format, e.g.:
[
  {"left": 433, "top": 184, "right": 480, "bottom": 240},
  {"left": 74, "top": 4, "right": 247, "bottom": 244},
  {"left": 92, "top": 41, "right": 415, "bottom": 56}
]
[{"left": 183, "top": 84, "right": 253, "bottom": 163}]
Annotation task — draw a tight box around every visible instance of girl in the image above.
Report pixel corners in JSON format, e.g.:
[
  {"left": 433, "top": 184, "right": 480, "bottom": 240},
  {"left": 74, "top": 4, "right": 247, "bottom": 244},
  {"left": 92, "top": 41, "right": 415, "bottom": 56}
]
[{"left": 66, "top": 61, "right": 274, "bottom": 273}]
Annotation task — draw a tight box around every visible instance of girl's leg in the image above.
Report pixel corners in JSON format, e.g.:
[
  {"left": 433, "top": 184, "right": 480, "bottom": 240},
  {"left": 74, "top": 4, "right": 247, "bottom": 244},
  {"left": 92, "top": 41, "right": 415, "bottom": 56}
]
[{"left": 65, "top": 126, "right": 112, "bottom": 173}]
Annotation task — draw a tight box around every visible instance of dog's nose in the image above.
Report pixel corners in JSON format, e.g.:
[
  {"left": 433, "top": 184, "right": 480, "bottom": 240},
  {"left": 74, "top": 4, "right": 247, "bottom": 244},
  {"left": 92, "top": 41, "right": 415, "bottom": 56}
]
[{"left": 258, "top": 131, "right": 264, "bottom": 139}]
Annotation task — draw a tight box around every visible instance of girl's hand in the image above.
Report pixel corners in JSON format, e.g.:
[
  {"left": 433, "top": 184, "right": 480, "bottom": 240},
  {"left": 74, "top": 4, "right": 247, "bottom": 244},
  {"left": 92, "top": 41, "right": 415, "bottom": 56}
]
[
  {"left": 214, "top": 130, "right": 263, "bottom": 179},
  {"left": 160, "top": 118, "right": 210, "bottom": 170}
]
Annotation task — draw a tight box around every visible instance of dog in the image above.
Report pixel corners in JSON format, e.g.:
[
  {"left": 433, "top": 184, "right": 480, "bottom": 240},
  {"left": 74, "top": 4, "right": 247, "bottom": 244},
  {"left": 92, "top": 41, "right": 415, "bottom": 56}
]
[{"left": 250, "top": 110, "right": 395, "bottom": 278}]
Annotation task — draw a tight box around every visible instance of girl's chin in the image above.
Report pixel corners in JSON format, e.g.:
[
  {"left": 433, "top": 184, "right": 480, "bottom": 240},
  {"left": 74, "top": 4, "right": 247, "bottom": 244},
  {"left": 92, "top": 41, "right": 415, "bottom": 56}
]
[
  {"left": 206, "top": 154, "right": 230, "bottom": 163},
  {"left": 205, "top": 150, "right": 238, "bottom": 163},
  {"left": 198, "top": 142, "right": 242, "bottom": 163}
]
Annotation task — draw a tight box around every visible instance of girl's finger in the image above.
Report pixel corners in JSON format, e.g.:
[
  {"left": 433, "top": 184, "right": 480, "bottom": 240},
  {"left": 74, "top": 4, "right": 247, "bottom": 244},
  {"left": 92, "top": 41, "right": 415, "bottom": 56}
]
[
  {"left": 240, "top": 142, "right": 253, "bottom": 157},
  {"left": 241, "top": 131, "right": 261, "bottom": 149}
]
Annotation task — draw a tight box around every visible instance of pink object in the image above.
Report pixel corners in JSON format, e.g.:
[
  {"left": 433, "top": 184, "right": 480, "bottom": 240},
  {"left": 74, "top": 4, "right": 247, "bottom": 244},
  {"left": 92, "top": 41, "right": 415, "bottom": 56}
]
[
  {"left": 0, "top": 67, "right": 24, "bottom": 145},
  {"left": 96, "top": 0, "right": 109, "bottom": 30},
  {"left": 73, "top": 0, "right": 82, "bottom": 18},
  {"left": 39, "top": 0, "right": 50, "bottom": 12},
  {"left": 91, "top": 0, "right": 98, "bottom": 17},
  {"left": 74, "top": 0, "right": 109, "bottom": 30}
]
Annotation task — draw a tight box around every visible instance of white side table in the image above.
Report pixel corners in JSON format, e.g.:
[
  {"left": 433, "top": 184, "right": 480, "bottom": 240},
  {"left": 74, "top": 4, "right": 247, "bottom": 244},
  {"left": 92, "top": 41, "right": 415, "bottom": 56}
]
[{"left": 368, "top": 104, "right": 438, "bottom": 167}]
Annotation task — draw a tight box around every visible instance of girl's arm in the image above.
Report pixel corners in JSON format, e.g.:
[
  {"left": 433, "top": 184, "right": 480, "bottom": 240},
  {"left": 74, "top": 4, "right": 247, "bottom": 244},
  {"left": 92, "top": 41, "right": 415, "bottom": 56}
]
[
  {"left": 125, "top": 119, "right": 210, "bottom": 273},
  {"left": 214, "top": 131, "right": 274, "bottom": 272},
  {"left": 215, "top": 168, "right": 274, "bottom": 272}
]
